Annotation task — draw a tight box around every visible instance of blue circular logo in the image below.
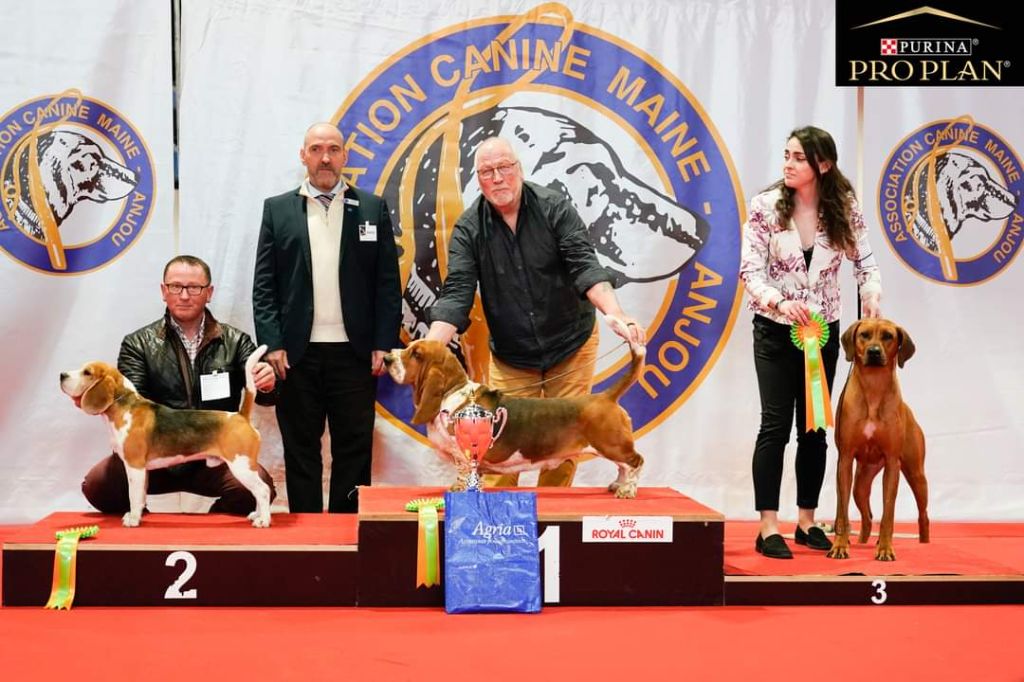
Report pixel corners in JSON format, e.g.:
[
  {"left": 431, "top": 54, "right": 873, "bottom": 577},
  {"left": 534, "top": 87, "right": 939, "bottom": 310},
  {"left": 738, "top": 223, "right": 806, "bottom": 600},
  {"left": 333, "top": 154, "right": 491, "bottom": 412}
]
[
  {"left": 877, "top": 117, "right": 1021, "bottom": 285},
  {"left": 0, "top": 90, "right": 156, "bottom": 275},
  {"left": 333, "top": 7, "right": 743, "bottom": 439}
]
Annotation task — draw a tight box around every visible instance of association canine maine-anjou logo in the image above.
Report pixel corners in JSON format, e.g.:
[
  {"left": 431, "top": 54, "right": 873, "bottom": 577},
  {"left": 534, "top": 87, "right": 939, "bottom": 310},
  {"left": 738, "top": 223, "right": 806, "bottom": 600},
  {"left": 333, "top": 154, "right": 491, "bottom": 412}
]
[
  {"left": 332, "top": 3, "right": 744, "bottom": 438},
  {"left": 0, "top": 90, "right": 155, "bottom": 275},
  {"left": 877, "top": 117, "right": 1021, "bottom": 285}
]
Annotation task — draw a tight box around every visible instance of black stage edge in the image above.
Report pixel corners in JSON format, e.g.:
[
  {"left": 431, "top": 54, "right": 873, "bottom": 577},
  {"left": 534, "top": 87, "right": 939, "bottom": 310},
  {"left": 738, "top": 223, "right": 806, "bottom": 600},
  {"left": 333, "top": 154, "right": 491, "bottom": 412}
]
[
  {"left": 3, "top": 546, "right": 358, "bottom": 607},
  {"left": 725, "top": 575, "right": 1024, "bottom": 606}
]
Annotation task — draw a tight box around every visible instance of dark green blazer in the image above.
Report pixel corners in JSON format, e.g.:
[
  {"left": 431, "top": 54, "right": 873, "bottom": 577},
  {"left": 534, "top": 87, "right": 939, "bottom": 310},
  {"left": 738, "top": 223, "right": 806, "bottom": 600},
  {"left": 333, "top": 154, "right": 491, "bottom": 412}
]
[{"left": 252, "top": 184, "right": 402, "bottom": 365}]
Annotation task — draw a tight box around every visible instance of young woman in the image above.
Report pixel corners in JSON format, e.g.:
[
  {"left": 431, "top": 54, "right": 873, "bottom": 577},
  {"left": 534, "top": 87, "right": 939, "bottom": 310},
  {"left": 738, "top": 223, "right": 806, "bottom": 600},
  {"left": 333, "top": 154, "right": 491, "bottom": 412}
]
[{"left": 739, "top": 126, "right": 882, "bottom": 559}]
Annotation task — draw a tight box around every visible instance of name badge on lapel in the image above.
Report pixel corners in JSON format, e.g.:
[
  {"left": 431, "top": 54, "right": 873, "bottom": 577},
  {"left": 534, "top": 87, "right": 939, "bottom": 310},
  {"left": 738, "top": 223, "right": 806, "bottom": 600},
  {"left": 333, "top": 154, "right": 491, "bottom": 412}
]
[
  {"left": 343, "top": 197, "right": 360, "bottom": 207},
  {"left": 358, "top": 221, "right": 378, "bottom": 242},
  {"left": 200, "top": 371, "right": 231, "bottom": 401}
]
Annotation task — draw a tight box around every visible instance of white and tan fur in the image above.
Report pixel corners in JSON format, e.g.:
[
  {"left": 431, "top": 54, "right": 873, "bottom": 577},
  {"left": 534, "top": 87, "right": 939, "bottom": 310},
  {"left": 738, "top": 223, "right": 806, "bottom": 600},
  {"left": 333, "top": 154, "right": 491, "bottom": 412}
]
[
  {"left": 385, "top": 320, "right": 646, "bottom": 497},
  {"left": 60, "top": 346, "right": 271, "bottom": 527}
]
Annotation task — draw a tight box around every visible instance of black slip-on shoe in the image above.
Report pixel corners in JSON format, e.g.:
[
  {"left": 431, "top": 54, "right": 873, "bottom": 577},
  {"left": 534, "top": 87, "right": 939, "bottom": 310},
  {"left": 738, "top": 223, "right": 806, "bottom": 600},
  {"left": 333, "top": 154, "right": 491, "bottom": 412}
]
[
  {"left": 795, "top": 525, "right": 833, "bottom": 550},
  {"left": 755, "top": 533, "right": 793, "bottom": 559}
]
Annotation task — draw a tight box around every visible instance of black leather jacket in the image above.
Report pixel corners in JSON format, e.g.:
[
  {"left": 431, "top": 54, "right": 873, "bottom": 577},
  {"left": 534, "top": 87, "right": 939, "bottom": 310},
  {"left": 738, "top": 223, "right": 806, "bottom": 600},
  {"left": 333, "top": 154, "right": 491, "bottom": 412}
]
[{"left": 117, "top": 309, "right": 273, "bottom": 411}]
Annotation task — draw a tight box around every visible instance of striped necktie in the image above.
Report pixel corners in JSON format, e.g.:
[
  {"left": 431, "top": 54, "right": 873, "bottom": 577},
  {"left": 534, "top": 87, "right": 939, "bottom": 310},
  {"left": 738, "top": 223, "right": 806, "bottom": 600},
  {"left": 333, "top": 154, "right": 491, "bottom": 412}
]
[{"left": 316, "top": 193, "right": 334, "bottom": 209}]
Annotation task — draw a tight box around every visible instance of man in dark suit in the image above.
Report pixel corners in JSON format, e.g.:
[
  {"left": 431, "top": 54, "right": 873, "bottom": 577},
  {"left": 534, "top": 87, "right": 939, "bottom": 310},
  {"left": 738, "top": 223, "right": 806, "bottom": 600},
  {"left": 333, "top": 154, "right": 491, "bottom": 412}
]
[{"left": 253, "top": 122, "right": 402, "bottom": 513}]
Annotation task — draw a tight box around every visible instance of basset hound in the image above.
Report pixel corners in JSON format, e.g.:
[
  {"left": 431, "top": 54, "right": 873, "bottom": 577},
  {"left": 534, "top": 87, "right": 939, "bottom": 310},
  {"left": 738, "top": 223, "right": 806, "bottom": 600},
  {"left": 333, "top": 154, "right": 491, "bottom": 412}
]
[
  {"left": 384, "top": 335, "right": 646, "bottom": 497},
  {"left": 60, "top": 346, "right": 272, "bottom": 527}
]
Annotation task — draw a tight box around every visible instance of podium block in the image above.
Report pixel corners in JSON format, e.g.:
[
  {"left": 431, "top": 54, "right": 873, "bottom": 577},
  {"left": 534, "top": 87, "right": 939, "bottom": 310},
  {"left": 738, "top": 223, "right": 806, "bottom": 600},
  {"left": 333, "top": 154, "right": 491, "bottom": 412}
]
[
  {"left": 2, "top": 512, "right": 358, "bottom": 606},
  {"left": 357, "top": 486, "right": 725, "bottom": 607}
]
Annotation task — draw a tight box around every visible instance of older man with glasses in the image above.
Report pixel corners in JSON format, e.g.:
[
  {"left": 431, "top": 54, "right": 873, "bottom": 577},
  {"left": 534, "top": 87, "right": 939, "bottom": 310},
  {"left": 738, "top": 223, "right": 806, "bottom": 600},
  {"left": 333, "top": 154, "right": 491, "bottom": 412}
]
[
  {"left": 81, "top": 254, "right": 277, "bottom": 516},
  {"left": 426, "top": 136, "right": 645, "bottom": 489}
]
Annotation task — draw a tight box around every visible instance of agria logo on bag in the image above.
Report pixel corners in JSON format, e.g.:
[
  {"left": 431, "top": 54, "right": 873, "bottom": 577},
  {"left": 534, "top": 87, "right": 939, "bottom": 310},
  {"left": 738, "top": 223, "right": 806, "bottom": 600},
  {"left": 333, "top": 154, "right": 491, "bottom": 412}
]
[
  {"left": 332, "top": 3, "right": 744, "bottom": 439},
  {"left": 877, "top": 117, "right": 1021, "bottom": 285},
  {"left": 0, "top": 89, "right": 156, "bottom": 275}
]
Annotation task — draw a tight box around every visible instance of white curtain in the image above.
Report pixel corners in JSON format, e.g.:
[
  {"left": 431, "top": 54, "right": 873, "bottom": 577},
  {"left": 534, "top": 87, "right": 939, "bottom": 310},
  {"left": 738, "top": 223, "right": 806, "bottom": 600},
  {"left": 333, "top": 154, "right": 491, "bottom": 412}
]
[
  {"left": 1, "top": 0, "right": 1020, "bottom": 522},
  {"left": 0, "top": 0, "right": 175, "bottom": 522}
]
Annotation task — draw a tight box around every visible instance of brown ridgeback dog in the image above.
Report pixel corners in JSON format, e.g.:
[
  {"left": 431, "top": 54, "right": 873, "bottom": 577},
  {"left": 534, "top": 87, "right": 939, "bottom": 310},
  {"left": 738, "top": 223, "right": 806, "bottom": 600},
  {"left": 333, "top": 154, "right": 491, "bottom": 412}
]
[{"left": 827, "top": 319, "right": 929, "bottom": 561}]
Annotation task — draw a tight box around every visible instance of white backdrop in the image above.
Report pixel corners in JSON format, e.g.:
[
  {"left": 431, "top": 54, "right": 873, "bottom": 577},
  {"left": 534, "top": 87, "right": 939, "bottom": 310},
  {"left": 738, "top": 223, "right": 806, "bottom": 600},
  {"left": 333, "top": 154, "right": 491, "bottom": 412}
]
[
  {"left": 0, "top": 0, "right": 175, "bottom": 521},
  {"left": 0, "top": 0, "right": 1021, "bottom": 523}
]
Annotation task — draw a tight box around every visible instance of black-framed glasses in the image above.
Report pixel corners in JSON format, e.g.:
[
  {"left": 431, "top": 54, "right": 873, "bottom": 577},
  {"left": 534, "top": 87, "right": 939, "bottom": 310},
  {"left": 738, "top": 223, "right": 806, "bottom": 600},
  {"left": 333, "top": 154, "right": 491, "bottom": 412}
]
[
  {"left": 164, "top": 283, "right": 210, "bottom": 296},
  {"left": 477, "top": 162, "right": 518, "bottom": 181}
]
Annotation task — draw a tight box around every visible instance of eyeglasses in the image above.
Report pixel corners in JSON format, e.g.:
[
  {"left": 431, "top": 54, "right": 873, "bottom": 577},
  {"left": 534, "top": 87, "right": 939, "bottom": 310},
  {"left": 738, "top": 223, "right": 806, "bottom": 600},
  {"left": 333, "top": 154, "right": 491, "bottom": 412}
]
[
  {"left": 164, "top": 283, "right": 210, "bottom": 296},
  {"left": 476, "top": 162, "right": 518, "bottom": 181}
]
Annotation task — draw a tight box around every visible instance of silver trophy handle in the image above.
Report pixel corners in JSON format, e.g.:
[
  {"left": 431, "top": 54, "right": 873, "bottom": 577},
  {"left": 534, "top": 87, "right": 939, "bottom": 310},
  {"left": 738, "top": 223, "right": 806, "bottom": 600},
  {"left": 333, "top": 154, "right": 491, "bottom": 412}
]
[{"left": 491, "top": 406, "right": 508, "bottom": 442}]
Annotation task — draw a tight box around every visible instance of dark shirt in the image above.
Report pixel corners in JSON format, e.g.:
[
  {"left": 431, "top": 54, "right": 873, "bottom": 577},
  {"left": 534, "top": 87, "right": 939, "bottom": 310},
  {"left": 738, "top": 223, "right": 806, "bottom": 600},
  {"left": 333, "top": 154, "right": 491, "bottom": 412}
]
[{"left": 428, "top": 182, "right": 612, "bottom": 370}]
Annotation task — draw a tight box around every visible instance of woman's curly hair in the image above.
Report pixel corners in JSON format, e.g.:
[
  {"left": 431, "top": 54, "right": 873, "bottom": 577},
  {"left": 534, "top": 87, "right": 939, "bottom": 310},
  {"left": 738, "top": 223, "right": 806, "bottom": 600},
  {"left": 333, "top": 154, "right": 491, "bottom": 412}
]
[{"left": 769, "top": 126, "right": 857, "bottom": 252}]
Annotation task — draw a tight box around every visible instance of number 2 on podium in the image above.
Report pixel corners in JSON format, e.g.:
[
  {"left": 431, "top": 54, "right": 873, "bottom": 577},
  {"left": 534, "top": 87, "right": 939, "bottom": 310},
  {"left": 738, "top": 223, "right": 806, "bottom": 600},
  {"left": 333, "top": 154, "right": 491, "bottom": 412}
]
[{"left": 165, "top": 550, "right": 198, "bottom": 600}]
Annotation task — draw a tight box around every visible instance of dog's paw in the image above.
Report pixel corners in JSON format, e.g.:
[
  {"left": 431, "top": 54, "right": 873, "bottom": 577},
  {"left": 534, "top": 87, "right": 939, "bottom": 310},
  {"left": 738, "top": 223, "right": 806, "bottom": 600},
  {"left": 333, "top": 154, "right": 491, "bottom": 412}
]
[
  {"left": 449, "top": 480, "right": 468, "bottom": 492},
  {"left": 248, "top": 511, "right": 271, "bottom": 528},
  {"left": 122, "top": 512, "right": 141, "bottom": 528},
  {"left": 827, "top": 544, "right": 850, "bottom": 559},
  {"left": 875, "top": 546, "right": 896, "bottom": 561},
  {"left": 607, "top": 481, "right": 621, "bottom": 492},
  {"left": 613, "top": 483, "right": 637, "bottom": 499}
]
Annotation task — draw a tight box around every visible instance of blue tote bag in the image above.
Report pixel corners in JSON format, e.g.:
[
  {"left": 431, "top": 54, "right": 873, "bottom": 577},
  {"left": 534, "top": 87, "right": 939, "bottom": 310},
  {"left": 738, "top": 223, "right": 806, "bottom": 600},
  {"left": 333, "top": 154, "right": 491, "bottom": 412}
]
[{"left": 443, "top": 490, "right": 541, "bottom": 614}]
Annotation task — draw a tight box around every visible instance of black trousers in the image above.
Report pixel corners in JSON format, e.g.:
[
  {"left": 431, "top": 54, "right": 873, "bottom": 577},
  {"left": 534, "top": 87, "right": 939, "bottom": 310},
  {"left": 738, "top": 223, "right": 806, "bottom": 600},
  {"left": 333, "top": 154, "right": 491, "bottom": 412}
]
[
  {"left": 751, "top": 315, "right": 839, "bottom": 512},
  {"left": 82, "top": 455, "right": 276, "bottom": 515},
  {"left": 276, "top": 342, "right": 376, "bottom": 513}
]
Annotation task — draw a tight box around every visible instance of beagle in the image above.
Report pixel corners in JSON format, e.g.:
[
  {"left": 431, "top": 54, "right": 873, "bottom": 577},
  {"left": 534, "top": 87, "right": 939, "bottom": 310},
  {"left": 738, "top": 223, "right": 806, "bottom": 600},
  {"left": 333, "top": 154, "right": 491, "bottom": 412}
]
[
  {"left": 384, "top": 333, "right": 646, "bottom": 497},
  {"left": 60, "top": 346, "right": 272, "bottom": 527}
]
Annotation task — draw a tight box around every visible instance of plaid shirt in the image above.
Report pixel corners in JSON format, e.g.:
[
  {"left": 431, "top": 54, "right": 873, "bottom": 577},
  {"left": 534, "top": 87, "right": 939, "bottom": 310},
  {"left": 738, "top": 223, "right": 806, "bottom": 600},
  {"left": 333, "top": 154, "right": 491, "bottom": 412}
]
[{"left": 169, "top": 313, "right": 206, "bottom": 363}]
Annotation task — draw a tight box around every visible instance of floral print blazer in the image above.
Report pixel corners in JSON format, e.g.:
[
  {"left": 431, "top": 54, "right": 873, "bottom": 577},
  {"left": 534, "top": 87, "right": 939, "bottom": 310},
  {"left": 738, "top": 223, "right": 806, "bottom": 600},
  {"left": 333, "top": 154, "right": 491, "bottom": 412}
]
[{"left": 739, "top": 188, "right": 882, "bottom": 325}]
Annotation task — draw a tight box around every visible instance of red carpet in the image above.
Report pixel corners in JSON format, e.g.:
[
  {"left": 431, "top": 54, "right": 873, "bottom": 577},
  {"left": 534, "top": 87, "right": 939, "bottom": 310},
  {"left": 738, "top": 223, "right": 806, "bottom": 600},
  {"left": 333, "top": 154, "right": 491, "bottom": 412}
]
[
  {"left": 725, "top": 520, "right": 1024, "bottom": 577},
  {"left": 3, "top": 511, "right": 359, "bottom": 546},
  {"left": 3, "top": 523, "right": 1023, "bottom": 680}
]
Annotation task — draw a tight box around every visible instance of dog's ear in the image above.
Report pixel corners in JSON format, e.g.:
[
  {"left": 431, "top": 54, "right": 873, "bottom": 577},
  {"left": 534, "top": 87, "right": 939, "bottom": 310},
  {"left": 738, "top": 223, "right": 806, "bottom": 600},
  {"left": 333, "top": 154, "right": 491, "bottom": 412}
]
[
  {"left": 80, "top": 375, "right": 116, "bottom": 415},
  {"left": 897, "top": 326, "right": 916, "bottom": 368},
  {"left": 411, "top": 367, "right": 447, "bottom": 424},
  {"left": 841, "top": 321, "right": 859, "bottom": 361}
]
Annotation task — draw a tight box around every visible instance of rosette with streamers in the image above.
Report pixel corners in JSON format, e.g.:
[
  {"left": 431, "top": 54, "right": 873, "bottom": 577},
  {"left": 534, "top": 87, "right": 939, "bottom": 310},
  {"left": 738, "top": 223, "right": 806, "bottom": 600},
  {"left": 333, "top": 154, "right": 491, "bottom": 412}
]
[
  {"left": 406, "top": 498, "right": 444, "bottom": 588},
  {"left": 790, "top": 312, "right": 834, "bottom": 431},
  {"left": 45, "top": 525, "right": 99, "bottom": 610}
]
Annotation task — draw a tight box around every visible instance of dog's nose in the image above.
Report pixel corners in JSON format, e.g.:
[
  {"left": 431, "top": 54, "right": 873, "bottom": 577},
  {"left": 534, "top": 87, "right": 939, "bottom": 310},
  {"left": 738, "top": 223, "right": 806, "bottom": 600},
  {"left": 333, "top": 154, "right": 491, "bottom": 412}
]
[
  {"left": 867, "top": 346, "right": 883, "bottom": 360},
  {"left": 383, "top": 352, "right": 395, "bottom": 366},
  {"left": 60, "top": 372, "right": 68, "bottom": 381}
]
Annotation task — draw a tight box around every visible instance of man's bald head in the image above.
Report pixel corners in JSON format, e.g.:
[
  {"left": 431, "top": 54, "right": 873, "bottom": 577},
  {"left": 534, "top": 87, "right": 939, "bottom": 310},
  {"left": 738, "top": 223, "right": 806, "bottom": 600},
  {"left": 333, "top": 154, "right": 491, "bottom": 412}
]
[
  {"left": 474, "top": 137, "right": 523, "bottom": 215},
  {"left": 301, "top": 123, "right": 347, "bottom": 192}
]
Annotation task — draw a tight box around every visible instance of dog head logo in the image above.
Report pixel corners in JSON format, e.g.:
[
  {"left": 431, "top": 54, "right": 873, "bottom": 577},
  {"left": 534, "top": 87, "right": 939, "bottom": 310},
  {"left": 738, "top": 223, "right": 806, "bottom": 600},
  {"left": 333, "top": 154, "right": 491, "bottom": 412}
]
[
  {"left": 0, "top": 90, "right": 156, "bottom": 275},
  {"left": 333, "top": 3, "right": 743, "bottom": 440},
  {"left": 877, "top": 116, "right": 1021, "bottom": 285}
]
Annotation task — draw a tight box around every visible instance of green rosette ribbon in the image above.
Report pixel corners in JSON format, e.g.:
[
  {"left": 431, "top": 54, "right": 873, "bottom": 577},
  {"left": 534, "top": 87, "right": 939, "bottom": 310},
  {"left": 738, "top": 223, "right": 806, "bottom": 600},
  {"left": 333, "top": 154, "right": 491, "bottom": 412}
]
[
  {"left": 45, "top": 525, "right": 99, "bottom": 610},
  {"left": 790, "top": 312, "right": 834, "bottom": 432},
  {"left": 406, "top": 498, "right": 444, "bottom": 588}
]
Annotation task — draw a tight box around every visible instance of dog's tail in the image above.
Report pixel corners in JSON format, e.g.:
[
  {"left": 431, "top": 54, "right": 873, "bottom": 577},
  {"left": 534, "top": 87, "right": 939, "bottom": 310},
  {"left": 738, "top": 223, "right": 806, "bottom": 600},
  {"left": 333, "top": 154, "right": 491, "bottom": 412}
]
[
  {"left": 239, "top": 344, "right": 268, "bottom": 420},
  {"left": 601, "top": 316, "right": 646, "bottom": 402}
]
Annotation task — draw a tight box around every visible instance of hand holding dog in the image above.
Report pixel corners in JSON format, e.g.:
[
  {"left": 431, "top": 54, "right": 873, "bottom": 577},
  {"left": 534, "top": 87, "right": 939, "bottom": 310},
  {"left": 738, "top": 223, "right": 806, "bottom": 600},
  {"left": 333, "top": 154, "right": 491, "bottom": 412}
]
[
  {"left": 861, "top": 294, "right": 882, "bottom": 319},
  {"left": 252, "top": 361, "right": 276, "bottom": 392}
]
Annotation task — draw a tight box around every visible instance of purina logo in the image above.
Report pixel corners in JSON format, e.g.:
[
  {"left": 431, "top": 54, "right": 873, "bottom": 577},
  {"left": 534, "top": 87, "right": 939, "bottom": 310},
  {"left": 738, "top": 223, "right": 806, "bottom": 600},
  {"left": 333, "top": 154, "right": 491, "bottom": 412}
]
[
  {"left": 0, "top": 89, "right": 156, "bottom": 275},
  {"left": 333, "top": 3, "right": 743, "bottom": 441},
  {"left": 879, "top": 38, "right": 972, "bottom": 56},
  {"left": 836, "top": 2, "right": 1021, "bottom": 86},
  {"left": 876, "top": 116, "right": 1021, "bottom": 285}
]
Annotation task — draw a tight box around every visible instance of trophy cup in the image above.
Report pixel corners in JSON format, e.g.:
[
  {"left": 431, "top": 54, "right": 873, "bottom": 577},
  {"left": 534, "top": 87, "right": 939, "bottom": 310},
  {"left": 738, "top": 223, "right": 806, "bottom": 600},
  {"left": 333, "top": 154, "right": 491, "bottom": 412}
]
[{"left": 450, "top": 401, "right": 508, "bottom": 491}]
